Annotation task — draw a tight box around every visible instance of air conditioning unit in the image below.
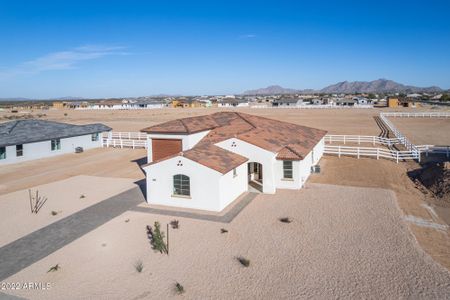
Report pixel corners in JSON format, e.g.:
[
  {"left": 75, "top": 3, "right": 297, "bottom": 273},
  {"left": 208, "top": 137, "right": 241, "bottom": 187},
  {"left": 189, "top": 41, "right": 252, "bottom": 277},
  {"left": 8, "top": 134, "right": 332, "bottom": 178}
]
[
  {"left": 75, "top": 147, "right": 84, "bottom": 153},
  {"left": 311, "top": 165, "right": 321, "bottom": 173}
]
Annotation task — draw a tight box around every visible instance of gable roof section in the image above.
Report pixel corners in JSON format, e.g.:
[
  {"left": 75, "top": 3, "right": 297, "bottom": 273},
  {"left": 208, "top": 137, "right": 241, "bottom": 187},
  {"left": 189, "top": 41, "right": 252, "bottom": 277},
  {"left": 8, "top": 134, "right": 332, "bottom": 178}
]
[
  {"left": 0, "top": 119, "right": 111, "bottom": 147},
  {"left": 144, "top": 144, "right": 248, "bottom": 174},
  {"left": 141, "top": 111, "right": 327, "bottom": 169}
]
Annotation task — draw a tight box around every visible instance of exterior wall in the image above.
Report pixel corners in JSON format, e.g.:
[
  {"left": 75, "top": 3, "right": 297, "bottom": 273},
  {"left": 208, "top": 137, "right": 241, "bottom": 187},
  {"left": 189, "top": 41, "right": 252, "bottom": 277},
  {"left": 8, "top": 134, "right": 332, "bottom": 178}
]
[
  {"left": 297, "top": 137, "right": 325, "bottom": 186},
  {"left": 144, "top": 155, "right": 247, "bottom": 211},
  {"left": 274, "top": 160, "right": 301, "bottom": 189},
  {"left": 218, "top": 163, "right": 247, "bottom": 208},
  {"left": 146, "top": 130, "right": 210, "bottom": 163},
  {"left": 216, "top": 138, "right": 276, "bottom": 193},
  {"left": 0, "top": 133, "right": 104, "bottom": 165}
]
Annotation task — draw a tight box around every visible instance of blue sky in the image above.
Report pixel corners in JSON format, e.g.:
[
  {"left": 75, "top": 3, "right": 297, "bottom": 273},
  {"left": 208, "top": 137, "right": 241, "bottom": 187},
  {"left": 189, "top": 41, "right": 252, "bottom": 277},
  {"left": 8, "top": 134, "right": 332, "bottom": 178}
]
[{"left": 1, "top": 0, "right": 449, "bottom": 98}]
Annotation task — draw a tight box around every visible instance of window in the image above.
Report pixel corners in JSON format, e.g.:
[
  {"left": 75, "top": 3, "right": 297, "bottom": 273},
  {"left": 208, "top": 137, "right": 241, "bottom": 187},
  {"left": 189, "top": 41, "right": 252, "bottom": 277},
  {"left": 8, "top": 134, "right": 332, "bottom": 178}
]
[
  {"left": 16, "top": 144, "right": 23, "bottom": 157},
  {"left": 283, "top": 161, "right": 293, "bottom": 179},
  {"left": 91, "top": 133, "right": 99, "bottom": 141},
  {"left": 51, "top": 139, "right": 61, "bottom": 151},
  {"left": 0, "top": 147, "right": 5, "bottom": 160},
  {"left": 233, "top": 168, "right": 237, "bottom": 177},
  {"left": 173, "top": 174, "right": 190, "bottom": 197}
]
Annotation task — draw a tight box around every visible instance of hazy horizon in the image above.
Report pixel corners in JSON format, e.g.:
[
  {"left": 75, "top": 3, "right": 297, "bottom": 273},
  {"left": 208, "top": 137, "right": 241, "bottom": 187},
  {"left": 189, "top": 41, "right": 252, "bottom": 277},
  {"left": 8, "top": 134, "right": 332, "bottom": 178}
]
[{"left": 1, "top": 1, "right": 449, "bottom": 98}]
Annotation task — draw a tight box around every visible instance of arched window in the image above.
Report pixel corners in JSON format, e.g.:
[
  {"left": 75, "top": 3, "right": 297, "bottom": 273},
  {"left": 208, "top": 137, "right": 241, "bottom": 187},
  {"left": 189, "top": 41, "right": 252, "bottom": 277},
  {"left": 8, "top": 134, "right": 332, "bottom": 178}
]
[{"left": 173, "top": 174, "right": 190, "bottom": 196}]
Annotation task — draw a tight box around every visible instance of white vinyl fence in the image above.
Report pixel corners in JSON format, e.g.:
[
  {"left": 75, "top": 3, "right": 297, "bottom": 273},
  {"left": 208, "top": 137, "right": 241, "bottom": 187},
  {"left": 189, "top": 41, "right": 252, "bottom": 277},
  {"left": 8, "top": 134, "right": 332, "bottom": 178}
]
[
  {"left": 102, "top": 131, "right": 148, "bottom": 149},
  {"left": 381, "top": 112, "right": 450, "bottom": 118},
  {"left": 324, "top": 145, "right": 418, "bottom": 163},
  {"left": 252, "top": 104, "right": 373, "bottom": 109},
  {"left": 325, "top": 135, "right": 403, "bottom": 146}
]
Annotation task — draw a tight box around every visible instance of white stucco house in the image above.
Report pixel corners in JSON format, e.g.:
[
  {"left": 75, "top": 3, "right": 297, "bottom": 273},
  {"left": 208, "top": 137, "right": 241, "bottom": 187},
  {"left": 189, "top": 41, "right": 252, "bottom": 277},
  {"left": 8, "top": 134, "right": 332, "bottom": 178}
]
[
  {"left": 141, "top": 112, "right": 326, "bottom": 212},
  {"left": 0, "top": 119, "right": 111, "bottom": 165}
]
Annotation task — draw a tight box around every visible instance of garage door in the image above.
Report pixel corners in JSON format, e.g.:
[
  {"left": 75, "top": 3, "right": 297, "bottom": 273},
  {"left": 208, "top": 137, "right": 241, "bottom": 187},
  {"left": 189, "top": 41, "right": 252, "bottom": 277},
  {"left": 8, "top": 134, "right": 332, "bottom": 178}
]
[{"left": 152, "top": 139, "right": 182, "bottom": 161}]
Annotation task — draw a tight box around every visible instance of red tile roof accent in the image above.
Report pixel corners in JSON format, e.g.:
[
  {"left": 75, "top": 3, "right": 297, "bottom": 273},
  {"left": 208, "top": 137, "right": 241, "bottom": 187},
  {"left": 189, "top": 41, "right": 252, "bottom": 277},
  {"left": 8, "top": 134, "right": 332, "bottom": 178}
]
[{"left": 141, "top": 112, "right": 327, "bottom": 172}]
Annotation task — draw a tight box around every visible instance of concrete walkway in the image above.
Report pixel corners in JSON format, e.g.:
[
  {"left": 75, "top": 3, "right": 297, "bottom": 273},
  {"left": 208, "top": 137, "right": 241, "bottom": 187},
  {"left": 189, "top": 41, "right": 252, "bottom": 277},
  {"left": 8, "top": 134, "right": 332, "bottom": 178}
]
[
  {"left": 130, "top": 192, "right": 258, "bottom": 223},
  {"left": 0, "top": 187, "right": 144, "bottom": 281}
]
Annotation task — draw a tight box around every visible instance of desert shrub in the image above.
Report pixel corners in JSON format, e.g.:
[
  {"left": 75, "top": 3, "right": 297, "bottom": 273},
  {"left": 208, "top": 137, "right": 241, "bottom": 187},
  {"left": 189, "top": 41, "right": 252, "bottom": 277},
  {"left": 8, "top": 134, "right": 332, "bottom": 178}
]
[
  {"left": 220, "top": 228, "right": 228, "bottom": 233},
  {"left": 147, "top": 222, "right": 168, "bottom": 254},
  {"left": 51, "top": 211, "right": 58, "bottom": 216},
  {"left": 64, "top": 113, "right": 68, "bottom": 116},
  {"left": 134, "top": 260, "right": 144, "bottom": 273},
  {"left": 170, "top": 220, "right": 179, "bottom": 229},
  {"left": 279, "top": 217, "right": 292, "bottom": 223},
  {"left": 80, "top": 194, "right": 86, "bottom": 199},
  {"left": 47, "top": 264, "right": 60, "bottom": 272},
  {"left": 237, "top": 257, "right": 250, "bottom": 267},
  {"left": 175, "top": 282, "right": 185, "bottom": 294}
]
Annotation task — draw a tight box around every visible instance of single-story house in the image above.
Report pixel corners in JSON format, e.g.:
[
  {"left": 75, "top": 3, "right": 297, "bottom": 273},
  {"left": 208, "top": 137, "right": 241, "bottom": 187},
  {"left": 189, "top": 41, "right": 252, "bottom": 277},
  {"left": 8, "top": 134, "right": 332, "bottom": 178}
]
[
  {"left": 141, "top": 112, "right": 326, "bottom": 212},
  {"left": 272, "top": 98, "right": 303, "bottom": 107},
  {"left": 0, "top": 120, "right": 111, "bottom": 165}
]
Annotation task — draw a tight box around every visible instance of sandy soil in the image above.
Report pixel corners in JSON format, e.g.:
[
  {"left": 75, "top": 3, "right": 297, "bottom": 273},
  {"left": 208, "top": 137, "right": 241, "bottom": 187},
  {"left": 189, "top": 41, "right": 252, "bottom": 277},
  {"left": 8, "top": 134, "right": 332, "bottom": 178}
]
[
  {"left": 0, "top": 175, "right": 137, "bottom": 247},
  {"left": 0, "top": 148, "right": 146, "bottom": 196},
  {"left": 4, "top": 183, "right": 450, "bottom": 299},
  {"left": 310, "top": 156, "right": 450, "bottom": 270},
  {"left": 0, "top": 107, "right": 395, "bottom": 134},
  {"left": 390, "top": 117, "right": 450, "bottom": 145}
]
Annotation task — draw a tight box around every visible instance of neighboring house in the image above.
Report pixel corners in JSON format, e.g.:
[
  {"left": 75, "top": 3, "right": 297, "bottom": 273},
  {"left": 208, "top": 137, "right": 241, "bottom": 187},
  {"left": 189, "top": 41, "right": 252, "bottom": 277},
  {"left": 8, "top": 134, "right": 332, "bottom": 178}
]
[
  {"left": 272, "top": 98, "right": 302, "bottom": 107},
  {"left": 311, "top": 99, "right": 323, "bottom": 105},
  {"left": 0, "top": 120, "right": 111, "bottom": 165},
  {"left": 141, "top": 112, "right": 326, "bottom": 212},
  {"left": 218, "top": 98, "right": 239, "bottom": 107}
]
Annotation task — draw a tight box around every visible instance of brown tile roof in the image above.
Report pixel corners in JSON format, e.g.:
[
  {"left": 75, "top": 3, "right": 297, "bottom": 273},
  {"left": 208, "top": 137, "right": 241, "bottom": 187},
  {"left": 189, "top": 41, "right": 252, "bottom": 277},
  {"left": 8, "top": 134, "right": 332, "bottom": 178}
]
[{"left": 141, "top": 112, "right": 327, "bottom": 172}]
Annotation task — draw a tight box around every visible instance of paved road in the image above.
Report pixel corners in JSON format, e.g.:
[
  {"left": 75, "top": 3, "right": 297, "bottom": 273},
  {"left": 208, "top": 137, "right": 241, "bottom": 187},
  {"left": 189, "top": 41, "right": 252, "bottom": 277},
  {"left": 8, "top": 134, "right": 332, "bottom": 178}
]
[
  {"left": 0, "top": 187, "right": 144, "bottom": 281},
  {"left": 131, "top": 192, "right": 258, "bottom": 223}
]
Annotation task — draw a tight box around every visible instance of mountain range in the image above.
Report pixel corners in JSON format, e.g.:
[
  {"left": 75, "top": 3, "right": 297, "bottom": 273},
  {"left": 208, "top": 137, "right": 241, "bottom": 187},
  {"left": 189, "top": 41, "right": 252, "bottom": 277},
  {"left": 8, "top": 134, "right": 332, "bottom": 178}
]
[{"left": 243, "top": 79, "right": 444, "bottom": 95}]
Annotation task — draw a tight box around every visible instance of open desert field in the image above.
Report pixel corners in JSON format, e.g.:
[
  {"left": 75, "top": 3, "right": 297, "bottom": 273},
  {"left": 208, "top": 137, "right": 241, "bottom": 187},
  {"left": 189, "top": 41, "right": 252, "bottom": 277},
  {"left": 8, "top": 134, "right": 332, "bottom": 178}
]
[
  {"left": 0, "top": 107, "right": 422, "bottom": 135},
  {"left": 390, "top": 117, "right": 450, "bottom": 145},
  {"left": 4, "top": 183, "right": 450, "bottom": 300}
]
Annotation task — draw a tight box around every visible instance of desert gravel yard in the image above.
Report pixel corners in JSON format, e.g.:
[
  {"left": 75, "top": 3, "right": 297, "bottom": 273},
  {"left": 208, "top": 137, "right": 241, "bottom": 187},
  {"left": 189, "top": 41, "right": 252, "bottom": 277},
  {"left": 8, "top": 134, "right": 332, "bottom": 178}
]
[{"left": 4, "top": 183, "right": 450, "bottom": 299}]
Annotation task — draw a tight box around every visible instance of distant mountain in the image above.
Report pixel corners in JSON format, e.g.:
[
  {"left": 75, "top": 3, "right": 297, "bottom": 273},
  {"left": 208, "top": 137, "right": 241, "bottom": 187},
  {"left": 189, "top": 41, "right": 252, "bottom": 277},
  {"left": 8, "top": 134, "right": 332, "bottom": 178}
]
[
  {"left": 243, "top": 85, "right": 301, "bottom": 95},
  {"left": 242, "top": 79, "right": 444, "bottom": 95},
  {"left": 320, "top": 79, "right": 443, "bottom": 94}
]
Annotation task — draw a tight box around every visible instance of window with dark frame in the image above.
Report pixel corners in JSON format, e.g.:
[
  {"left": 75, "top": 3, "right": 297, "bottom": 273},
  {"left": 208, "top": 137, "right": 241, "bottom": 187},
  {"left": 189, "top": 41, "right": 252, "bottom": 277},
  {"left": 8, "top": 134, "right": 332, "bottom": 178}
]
[
  {"left": 0, "top": 147, "right": 5, "bottom": 160},
  {"left": 173, "top": 174, "right": 190, "bottom": 196},
  {"left": 91, "top": 133, "right": 99, "bottom": 141},
  {"left": 233, "top": 168, "right": 237, "bottom": 177},
  {"left": 16, "top": 144, "right": 23, "bottom": 157},
  {"left": 283, "top": 160, "right": 293, "bottom": 179},
  {"left": 51, "top": 139, "right": 61, "bottom": 151}
]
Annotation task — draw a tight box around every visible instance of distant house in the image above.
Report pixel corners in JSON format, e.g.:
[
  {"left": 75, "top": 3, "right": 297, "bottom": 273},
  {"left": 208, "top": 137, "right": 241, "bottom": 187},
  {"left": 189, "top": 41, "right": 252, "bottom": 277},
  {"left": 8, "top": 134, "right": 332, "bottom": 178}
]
[
  {"left": 0, "top": 120, "right": 111, "bottom": 165},
  {"left": 337, "top": 99, "right": 356, "bottom": 106},
  {"left": 272, "top": 98, "right": 303, "bottom": 107},
  {"left": 311, "top": 99, "right": 323, "bottom": 105},
  {"left": 219, "top": 98, "right": 240, "bottom": 107}
]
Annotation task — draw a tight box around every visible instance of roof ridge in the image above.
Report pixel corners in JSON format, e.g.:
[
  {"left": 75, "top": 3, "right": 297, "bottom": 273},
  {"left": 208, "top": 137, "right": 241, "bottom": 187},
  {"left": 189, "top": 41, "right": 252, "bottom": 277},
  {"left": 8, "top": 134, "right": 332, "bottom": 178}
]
[
  {"left": 7, "top": 120, "right": 20, "bottom": 135},
  {"left": 284, "top": 145, "right": 303, "bottom": 159},
  {"left": 178, "top": 119, "right": 190, "bottom": 134},
  {"left": 234, "top": 112, "right": 256, "bottom": 129}
]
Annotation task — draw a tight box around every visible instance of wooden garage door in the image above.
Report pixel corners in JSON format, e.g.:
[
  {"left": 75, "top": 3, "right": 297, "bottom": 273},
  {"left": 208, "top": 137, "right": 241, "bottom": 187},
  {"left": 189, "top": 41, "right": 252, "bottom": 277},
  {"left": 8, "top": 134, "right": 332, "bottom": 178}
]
[{"left": 152, "top": 139, "right": 182, "bottom": 161}]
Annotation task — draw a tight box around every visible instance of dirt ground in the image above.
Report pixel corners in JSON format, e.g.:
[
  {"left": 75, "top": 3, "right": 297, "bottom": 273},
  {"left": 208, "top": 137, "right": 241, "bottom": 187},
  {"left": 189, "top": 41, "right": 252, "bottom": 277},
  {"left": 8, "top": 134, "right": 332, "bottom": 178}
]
[
  {"left": 310, "top": 156, "right": 450, "bottom": 270},
  {"left": 0, "top": 107, "right": 411, "bottom": 135},
  {"left": 5, "top": 183, "right": 450, "bottom": 299},
  {"left": 0, "top": 175, "right": 136, "bottom": 247},
  {"left": 390, "top": 117, "right": 450, "bottom": 145},
  {"left": 0, "top": 148, "right": 146, "bottom": 196}
]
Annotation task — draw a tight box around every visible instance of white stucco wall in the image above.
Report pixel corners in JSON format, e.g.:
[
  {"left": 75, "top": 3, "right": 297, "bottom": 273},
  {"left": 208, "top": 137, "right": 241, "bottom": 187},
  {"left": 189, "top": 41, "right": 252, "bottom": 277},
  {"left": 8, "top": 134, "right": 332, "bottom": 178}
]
[
  {"left": 144, "top": 155, "right": 247, "bottom": 212},
  {"left": 0, "top": 133, "right": 104, "bottom": 165},
  {"left": 215, "top": 138, "right": 277, "bottom": 193},
  {"left": 146, "top": 130, "right": 210, "bottom": 163}
]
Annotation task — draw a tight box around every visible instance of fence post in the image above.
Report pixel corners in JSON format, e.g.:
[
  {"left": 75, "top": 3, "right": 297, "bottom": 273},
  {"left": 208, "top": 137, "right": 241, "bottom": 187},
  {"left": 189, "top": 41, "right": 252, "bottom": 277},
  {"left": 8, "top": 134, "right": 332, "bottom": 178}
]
[
  {"left": 338, "top": 146, "right": 341, "bottom": 158},
  {"left": 373, "top": 136, "right": 375, "bottom": 146},
  {"left": 133, "top": 140, "right": 135, "bottom": 149},
  {"left": 376, "top": 148, "right": 379, "bottom": 160},
  {"left": 357, "top": 147, "right": 360, "bottom": 159},
  {"left": 121, "top": 140, "right": 123, "bottom": 149},
  {"left": 358, "top": 136, "right": 360, "bottom": 145},
  {"left": 343, "top": 136, "right": 346, "bottom": 144},
  {"left": 396, "top": 151, "right": 399, "bottom": 164}
]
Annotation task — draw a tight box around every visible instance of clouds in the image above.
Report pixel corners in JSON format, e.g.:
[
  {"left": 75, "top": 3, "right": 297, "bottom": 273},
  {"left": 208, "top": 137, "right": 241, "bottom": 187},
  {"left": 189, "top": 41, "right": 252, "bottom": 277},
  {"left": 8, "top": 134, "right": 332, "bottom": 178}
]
[{"left": 0, "top": 45, "right": 128, "bottom": 78}]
